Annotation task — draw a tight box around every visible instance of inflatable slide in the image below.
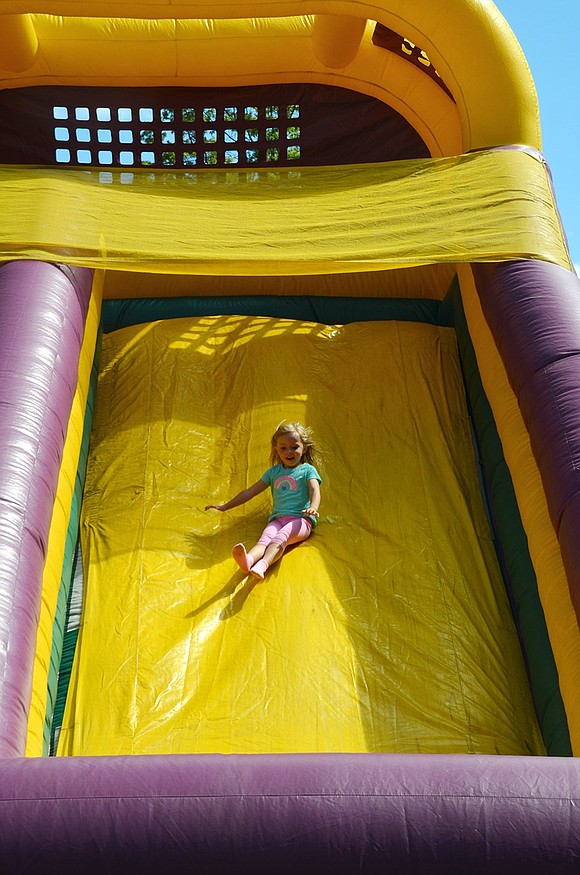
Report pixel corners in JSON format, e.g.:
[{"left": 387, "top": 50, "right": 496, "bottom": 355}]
[{"left": 1, "top": 1, "right": 580, "bottom": 871}]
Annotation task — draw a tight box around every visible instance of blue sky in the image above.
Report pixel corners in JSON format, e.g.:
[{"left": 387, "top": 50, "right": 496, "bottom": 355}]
[{"left": 492, "top": 0, "right": 580, "bottom": 269}]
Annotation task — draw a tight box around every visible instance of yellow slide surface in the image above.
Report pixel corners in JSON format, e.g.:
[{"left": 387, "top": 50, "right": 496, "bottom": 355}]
[{"left": 58, "top": 315, "right": 544, "bottom": 757}]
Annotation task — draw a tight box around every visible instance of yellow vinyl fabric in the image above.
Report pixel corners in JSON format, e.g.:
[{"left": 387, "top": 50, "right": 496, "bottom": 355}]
[
  {"left": 58, "top": 315, "right": 545, "bottom": 756},
  {"left": 101, "top": 263, "right": 459, "bottom": 302},
  {"left": 0, "top": 151, "right": 571, "bottom": 275}
]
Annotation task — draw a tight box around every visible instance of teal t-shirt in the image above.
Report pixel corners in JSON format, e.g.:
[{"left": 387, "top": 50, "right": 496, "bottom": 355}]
[{"left": 261, "top": 462, "right": 322, "bottom": 526}]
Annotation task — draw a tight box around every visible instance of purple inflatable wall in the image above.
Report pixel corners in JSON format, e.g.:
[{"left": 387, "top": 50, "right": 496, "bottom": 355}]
[
  {"left": 0, "top": 261, "right": 93, "bottom": 758},
  {"left": 1, "top": 752, "right": 580, "bottom": 874},
  {"left": 473, "top": 261, "right": 580, "bottom": 629}
]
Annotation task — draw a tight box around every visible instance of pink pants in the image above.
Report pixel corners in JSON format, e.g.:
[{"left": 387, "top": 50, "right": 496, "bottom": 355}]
[{"left": 257, "top": 515, "right": 313, "bottom": 550}]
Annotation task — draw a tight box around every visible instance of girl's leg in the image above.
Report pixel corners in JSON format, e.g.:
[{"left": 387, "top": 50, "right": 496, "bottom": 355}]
[
  {"left": 247, "top": 543, "right": 267, "bottom": 565},
  {"left": 250, "top": 517, "right": 312, "bottom": 579},
  {"left": 232, "top": 520, "right": 282, "bottom": 572},
  {"left": 252, "top": 542, "right": 284, "bottom": 574}
]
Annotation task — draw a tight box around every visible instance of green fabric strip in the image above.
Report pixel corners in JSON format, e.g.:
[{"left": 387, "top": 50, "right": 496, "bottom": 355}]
[{"left": 102, "top": 295, "right": 451, "bottom": 333}]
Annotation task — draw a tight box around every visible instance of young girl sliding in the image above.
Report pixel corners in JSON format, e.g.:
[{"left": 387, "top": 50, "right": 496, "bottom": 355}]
[{"left": 205, "top": 421, "right": 322, "bottom": 579}]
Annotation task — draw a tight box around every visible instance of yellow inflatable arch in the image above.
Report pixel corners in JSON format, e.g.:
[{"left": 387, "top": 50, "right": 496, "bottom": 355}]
[
  {"left": 1, "top": 1, "right": 580, "bottom": 872},
  {"left": 1, "top": 0, "right": 540, "bottom": 152}
]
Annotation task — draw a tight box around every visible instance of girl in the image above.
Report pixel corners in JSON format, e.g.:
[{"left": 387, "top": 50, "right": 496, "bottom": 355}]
[{"left": 205, "top": 422, "right": 322, "bottom": 579}]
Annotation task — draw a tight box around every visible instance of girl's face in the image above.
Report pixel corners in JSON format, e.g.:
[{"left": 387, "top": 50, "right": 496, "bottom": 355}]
[{"left": 275, "top": 433, "right": 305, "bottom": 468}]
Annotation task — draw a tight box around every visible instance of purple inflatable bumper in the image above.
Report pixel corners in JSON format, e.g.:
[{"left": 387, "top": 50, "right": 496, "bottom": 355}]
[{"left": 0, "top": 752, "right": 579, "bottom": 874}]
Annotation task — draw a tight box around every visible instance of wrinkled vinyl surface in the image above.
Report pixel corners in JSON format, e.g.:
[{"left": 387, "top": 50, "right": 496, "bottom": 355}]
[
  {"left": 0, "top": 150, "right": 570, "bottom": 275},
  {"left": 59, "top": 316, "right": 544, "bottom": 757}
]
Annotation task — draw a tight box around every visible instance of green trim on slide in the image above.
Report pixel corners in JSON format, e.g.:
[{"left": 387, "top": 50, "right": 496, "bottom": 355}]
[{"left": 102, "top": 295, "right": 452, "bottom": 333}]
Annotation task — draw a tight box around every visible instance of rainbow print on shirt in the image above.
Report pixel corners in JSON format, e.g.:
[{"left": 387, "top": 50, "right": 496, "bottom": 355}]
[{"left": 274, "top": 475, "right": 298, "bottom": 491}]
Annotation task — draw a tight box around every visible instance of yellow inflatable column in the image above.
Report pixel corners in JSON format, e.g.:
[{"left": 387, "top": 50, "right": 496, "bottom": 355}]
[{"left": 0, "top": 14, "right": 38, "bottom": 71}]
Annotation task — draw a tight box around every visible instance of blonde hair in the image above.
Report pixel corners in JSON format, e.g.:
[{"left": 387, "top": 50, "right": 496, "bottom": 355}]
[{"left": 269, "top": 421, "right": 319, "bottom": 466}]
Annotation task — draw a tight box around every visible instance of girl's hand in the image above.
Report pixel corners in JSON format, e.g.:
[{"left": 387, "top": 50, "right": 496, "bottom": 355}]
[
  {"left": 205, "top": 504, "right": 226, "bottom": 512},
  {"left": 305, "top": 507, "right": 319, "bottom": 517}
]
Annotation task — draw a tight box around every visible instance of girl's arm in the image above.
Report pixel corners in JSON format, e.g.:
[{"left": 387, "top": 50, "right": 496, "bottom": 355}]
[
  {"left": 205, "top": 478, "right": 268, "bottom": 512},
  {"left": 305, "top": 478, "right": 321, "bottom": 517}
]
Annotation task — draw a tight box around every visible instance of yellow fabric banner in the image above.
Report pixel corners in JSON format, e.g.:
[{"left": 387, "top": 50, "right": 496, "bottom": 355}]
[
  {"left": 0, "top": 150, "right": 570, "bottom": 277},
  {"left": 58, "top": 315, "right": 544, "bottom": 756}
]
